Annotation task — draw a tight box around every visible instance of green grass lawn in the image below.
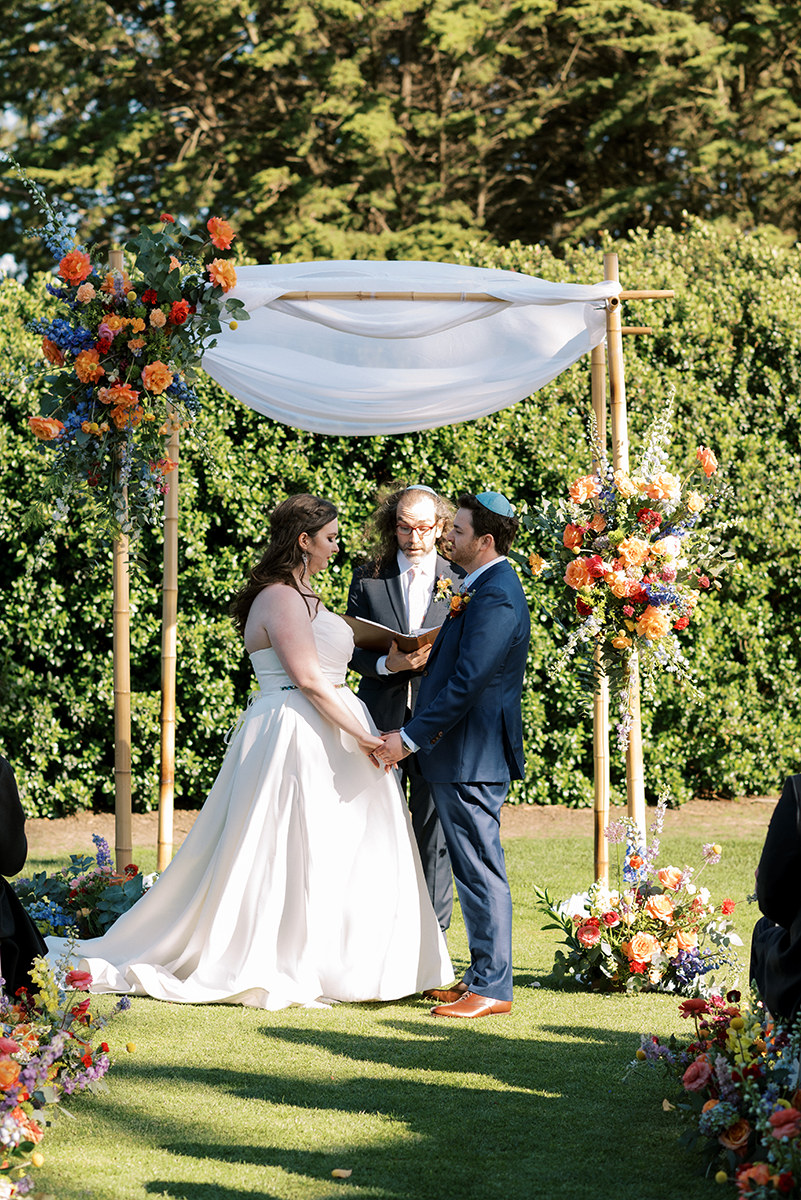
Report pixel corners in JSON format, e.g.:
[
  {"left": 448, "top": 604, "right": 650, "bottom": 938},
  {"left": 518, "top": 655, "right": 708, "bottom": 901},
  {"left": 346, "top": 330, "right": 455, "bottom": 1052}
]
[{"left": 24, "top": 827, "right": 763, "bottom": 1200}]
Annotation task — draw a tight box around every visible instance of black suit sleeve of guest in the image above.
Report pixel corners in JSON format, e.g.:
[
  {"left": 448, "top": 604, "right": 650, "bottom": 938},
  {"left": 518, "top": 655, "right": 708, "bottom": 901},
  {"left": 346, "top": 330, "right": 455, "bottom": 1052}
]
[
  {"left": 750, "top": 775, "right": 801, "bottom": 1020},
  {"left": 755, "top": 775, "right": 801, "bottom": 926},
  {"left": 0, "top": 756, "right": 47, "bottom": 996},
  {"left": 0, "top": 756, "right": 28, "bottom": 878}
]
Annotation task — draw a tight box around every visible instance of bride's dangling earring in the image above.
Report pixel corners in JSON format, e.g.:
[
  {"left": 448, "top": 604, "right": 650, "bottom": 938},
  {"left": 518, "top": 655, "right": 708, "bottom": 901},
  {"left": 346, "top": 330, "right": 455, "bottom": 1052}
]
[{"left": 302, "top": 551, "right": 309, "bottom": 574}]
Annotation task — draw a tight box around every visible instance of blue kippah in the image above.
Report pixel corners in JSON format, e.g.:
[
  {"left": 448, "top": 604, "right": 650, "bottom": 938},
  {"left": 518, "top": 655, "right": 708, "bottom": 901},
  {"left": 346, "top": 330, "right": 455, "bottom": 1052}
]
[
  {"left": 404, "top": 484, "right": 437, "bottom": 495},
  {"left": 476, "top": 491, "right": 516, "bottom": 518}
]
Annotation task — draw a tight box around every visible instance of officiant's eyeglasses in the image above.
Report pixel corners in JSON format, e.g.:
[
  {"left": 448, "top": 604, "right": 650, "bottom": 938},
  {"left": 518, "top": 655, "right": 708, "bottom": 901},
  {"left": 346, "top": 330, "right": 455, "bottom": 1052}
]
[{"left": 397, "top": 522, "right": 436, "bottom": 537}]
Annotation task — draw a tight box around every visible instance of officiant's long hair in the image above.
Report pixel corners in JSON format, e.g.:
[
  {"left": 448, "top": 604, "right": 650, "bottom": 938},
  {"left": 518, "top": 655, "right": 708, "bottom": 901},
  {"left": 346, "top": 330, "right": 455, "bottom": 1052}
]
[
  {"left": 361, "top": 483, "right": 454, "bottom": 575},
  {"left": 230, "top": 494, "right": 338, "bottom": 634}
]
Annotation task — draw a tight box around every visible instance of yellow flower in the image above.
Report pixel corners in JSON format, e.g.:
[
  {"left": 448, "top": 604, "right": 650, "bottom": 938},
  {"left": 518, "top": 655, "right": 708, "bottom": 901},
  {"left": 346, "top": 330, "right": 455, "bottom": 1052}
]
[
  {"left": 528, "top": 553, "right": 545, "bottom": 576},
  {"left": 611, "top": 633, "right": 632, "bottom": 649},
  {"left": 686, "top": 490, "right": 705, "bottom": 514}
]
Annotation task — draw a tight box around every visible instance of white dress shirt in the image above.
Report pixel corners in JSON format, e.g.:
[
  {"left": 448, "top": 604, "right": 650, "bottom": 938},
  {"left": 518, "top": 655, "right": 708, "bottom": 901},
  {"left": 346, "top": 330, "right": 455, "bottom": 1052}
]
[{"left": 376, "top": 549, "right": 438, "bottom": 676}]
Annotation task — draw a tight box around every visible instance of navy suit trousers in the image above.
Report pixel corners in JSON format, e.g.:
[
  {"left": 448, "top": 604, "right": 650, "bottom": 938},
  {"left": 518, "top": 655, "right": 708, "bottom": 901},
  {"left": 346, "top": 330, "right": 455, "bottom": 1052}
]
[{"left": 428, "top": 780, "right": 513, "bottom": 1001}]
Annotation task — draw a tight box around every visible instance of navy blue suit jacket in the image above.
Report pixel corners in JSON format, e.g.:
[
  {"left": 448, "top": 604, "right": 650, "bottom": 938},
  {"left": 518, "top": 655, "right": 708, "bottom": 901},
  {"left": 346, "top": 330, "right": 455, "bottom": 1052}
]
[{"left": 403, "top": 560, "right": 530, "bottom": 783}]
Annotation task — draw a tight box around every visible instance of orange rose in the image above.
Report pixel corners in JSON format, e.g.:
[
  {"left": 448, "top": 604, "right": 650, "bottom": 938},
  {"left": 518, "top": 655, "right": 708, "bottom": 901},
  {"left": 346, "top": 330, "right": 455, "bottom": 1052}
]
[
  {"left": 682, "top": 1056, "right": 712, "bottom": 1092},
  {"left": 141, "top": 360, "right": 174, "bottom": 395},
  {"left": 644, "top": 472, "right": 681, "bottom": 502},
  {"left": 58, "top": 249, "right": 92, "bottom": 284},
  {"left": 207, "top": 216, "right": 235, "bottom": 250},
  {"left": 665, "top": 937, "right": 679, "bottom": 958},
  {"left": 129, "top": 317, "right": 146, "bottom": 333},
  {"left": 658, "top": 866, "right": 683, "bottom": 891},
  {"left": 150, "top": 308, "right": 167, "bottom": 328},
  {"left": 736, "top": 1164, "right": 773, "bottom": 1192},
  {"left": 74, "top": 348, "right": 105, "bottom": 383},
  {"left": 568, "top": 474, "right": 600, "bottom": 504},
  {"left": 528, "top": 553, "right": 545, "bottom": 576},
  {"left": 696, "top": 446, "right": 718, "bottom": 477},
  {"left": 719, "top": 1118, "right": 751, "bottom": 1153},
  {"left": 623, "top": 931, "right": 659, "bottom": 963},
  {"left": 686, "top": 490, "right": 705, "bottom": 514},
  {"left": 588, "top": 513, "right": 607, "bottom": 533},
  {"left": 563, "top": 523, "right": 584, "bottom": 549},
  {"left": 42, "top": 336, "right": 65, "bottom": 366},
  {"left": 76, "top": 282, "right": 96, "bottom": 302},
  {"left": 610, "top": 469, "right": 636, "bottom": 498},
  {"left": 105, "top": 314, "right": 127, "bottom": 331},
  {"left": 676, "top": 928, "right": 698, "bottom": 951},
  {"left": 28, "top": 415, "right": 64, "bottom": 440},
  {"left": 605, "top": 569, "right": 630, "bottom": 599},
  {"left": 564, "top": 558, "right": 592, "bottom": 590},
  {"left": 611, "top": 633, "right": 632, "bottom": 649},
  {"left": 208, "top": 258, "right": 237, "bottom": 292},
  {"left": 0, "top": 1059, "right": 20, "bottom": 1089},
  {"left": 110, "top": 403, "right": 144, "bottom": 429},
  {"left": 769, "top": 1107, "right": 801, "bottom": 1140},
  {"left": 617, "top": 537, "right": 650, "bottom": 568},
  {"left": 645, "top": 893, "right": 675, "bottom": 923},
  {"left": 99, "top": 382, "right": 140, "bottom": 408},
  {"left": 635, "top": 605, "right": 672, "bottom": 640}
]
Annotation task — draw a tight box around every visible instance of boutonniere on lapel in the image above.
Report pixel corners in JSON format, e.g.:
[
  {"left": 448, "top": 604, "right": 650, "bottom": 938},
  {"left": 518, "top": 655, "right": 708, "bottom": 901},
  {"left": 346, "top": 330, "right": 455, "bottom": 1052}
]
[
  {"left": 448, "top": 591, "right": 472, "bottom": 617},
  {"left": 435, "top": 574, "right": 454, "bottom": 603}
]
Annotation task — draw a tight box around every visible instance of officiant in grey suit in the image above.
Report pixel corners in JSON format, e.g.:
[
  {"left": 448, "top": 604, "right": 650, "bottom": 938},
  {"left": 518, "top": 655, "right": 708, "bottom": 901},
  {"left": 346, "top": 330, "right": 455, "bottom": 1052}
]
[{"left": 346, "top": 484, "right": 464, "bottom": 933}]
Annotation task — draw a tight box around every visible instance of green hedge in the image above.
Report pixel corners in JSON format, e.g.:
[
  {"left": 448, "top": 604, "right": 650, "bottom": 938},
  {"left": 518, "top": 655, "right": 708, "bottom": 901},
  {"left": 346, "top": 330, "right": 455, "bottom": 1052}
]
[{"left": 1, "top": 217, "right": 799, "bottom": 815}]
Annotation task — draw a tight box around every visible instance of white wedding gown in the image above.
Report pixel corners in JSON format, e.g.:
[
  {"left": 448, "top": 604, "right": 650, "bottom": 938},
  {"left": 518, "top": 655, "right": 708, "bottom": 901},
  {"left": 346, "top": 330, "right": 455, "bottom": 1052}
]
[{"left": 47, "top": 610, "right": 453, "bottom": 1008}]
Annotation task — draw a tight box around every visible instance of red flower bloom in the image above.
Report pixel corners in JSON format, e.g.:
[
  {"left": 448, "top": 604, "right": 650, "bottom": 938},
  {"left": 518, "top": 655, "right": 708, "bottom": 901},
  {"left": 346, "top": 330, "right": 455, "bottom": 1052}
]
[
  {"left": 159, "top": 213, "right": 175, "bottom": 223},
  {"left": 629, "top": 960, "right": 647, "bottom": 974},
  {"left": 81, "top": 1051, "right": 93, "bottom": 1068},
  {"left": 585, "top": 554, "right": 605, "bottom": 579},
  {"left": 679, "top": 997, "right": 709, "bottom": 1018},
  {"left": 142, "top": 288, "right": 158, "bottom": 304},
  {"left": 168, "top": 299, "right": 191, "bottom": 325},
  {"left": 698, "top": 574, "right": 710, "bottom": 588},
  {"left": 637, "top": 508, "right": 662, "bottom": 532},
  {"left": 721, "top": 899, "right": 735, "bottom": 915},
  {"left": 777, "top": 1173, "right": 795, "bottom": 1194},
  {"left": 576, "top": 598, "right": 593, "bottom": 617},
  {"left": 673, "top": 616, "right": 690, "bottom": 630}
]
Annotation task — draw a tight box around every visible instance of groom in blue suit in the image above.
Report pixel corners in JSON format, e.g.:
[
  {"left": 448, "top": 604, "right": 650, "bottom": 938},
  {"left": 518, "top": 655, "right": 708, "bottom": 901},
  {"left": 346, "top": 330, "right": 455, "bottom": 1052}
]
[{"left": 377, "top": 492, "right": 530, "bottom": 1018}]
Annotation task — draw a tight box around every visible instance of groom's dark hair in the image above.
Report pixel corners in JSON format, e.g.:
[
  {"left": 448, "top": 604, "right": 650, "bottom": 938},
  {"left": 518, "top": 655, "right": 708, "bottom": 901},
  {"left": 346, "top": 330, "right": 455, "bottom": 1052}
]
[{"left": 459, "top": 494, "right": 519, "bottom": 557}]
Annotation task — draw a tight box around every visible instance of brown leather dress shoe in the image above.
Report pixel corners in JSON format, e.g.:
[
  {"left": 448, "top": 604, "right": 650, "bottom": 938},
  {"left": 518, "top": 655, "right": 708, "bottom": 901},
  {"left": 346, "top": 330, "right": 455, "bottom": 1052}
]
[
  {"left": 423, "top": 981, "right": 469, "bottom": 1003},
  {"left": 430, "top": 991, "right": 512, "bottom": 1018}
]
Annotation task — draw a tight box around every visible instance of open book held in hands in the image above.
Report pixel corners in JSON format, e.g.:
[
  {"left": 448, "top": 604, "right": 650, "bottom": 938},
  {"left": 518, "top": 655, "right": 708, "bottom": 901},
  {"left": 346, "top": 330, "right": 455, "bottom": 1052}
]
[{"left": 341, "top": 615, "right": 442, "bottom": 654}]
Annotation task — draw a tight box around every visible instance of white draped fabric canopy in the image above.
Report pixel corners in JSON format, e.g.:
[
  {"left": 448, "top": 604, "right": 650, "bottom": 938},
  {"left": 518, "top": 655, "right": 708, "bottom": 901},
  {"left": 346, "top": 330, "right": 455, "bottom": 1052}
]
[{"left": 200, "top": 260, "right": 621, "bottom": 435}]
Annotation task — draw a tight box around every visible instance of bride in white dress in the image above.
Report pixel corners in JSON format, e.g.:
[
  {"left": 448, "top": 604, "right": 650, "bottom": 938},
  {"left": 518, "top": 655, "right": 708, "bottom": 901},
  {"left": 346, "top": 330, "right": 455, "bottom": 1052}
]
[{"left": 49, "top": 495, "right": 453, "bottom": 1009}]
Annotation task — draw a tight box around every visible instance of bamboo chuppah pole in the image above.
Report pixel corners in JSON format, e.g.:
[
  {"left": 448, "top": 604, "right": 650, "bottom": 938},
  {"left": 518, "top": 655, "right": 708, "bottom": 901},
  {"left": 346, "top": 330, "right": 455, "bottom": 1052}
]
[
  {"left": 109, "top": 247, "right": 134, "bottom": 873},
  {"left": 604, "top": 251, "right": 646, "bottom": 840},
  {"left": 158, "top": 417, "right": 180, "bottom": 870},
  {"left": 591, "top": 342, "right": 611, "bottom": 883}
]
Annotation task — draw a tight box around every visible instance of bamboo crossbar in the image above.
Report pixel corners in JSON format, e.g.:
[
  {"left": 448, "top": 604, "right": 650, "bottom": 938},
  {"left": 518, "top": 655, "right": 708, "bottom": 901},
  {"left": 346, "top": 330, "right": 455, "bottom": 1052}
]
[
  {"left": 621, "top": 326, "right": 653, "bottom": 335},
  {"left": 277, "top": 290, "right": 506, "bottom": 302},
  {"left": 617, "top": 289, "right": 675, "bottom": 300}
]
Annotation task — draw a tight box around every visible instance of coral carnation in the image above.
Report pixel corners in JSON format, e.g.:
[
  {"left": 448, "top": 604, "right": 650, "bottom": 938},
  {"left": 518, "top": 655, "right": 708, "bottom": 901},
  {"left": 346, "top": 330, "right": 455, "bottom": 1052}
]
[
  {"left": 207, "top": 257, "right": 237, "bottom": 292},
  {"left": 141, "top": 360, "right": 174, "bottom": 394}
]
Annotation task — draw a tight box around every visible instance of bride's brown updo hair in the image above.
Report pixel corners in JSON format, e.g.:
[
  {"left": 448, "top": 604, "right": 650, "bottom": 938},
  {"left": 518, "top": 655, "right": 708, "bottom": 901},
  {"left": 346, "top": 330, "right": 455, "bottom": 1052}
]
[{"left": 230, "top": 494, "right": 338, "bottom": 635}]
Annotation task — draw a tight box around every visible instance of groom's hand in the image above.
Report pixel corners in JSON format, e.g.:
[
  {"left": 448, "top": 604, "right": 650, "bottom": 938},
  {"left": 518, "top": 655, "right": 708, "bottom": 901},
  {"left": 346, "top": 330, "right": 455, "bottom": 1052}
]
[{"left": 377, "top": 731, "right": 410, "bottom": 766}]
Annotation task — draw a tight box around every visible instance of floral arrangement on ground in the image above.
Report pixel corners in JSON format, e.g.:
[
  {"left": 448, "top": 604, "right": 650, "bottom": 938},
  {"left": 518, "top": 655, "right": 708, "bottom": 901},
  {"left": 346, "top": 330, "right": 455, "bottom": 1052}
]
[
  {"left": 535, "top": 800, "right": 741, "bottom": 994},
  {"left": 1, "top": 951, "right": 130, "bottom": 1198},
  {"left": 635, "top": 990, "right": 801, "bottom": 1198},
  {"left": 511, "top": 397, "right": 734, "bottom": 749},
  {"left": 7, "top": 156, "right": 248, "bottom": 539},
  {"left": 14, "top": 835, "right": 153, "bottom": 939}
]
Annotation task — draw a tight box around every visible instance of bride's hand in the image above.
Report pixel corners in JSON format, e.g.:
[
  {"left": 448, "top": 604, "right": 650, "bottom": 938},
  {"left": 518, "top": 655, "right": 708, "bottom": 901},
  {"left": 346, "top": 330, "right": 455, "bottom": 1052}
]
[{"left": 358, "top": 732, "right": 391, "bottom": 771}]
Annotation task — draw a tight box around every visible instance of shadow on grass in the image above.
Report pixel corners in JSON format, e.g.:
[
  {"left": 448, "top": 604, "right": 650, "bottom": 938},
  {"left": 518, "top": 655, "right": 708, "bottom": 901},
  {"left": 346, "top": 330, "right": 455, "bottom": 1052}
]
[
  {"left": 106, "top": 1018, "right": 692, "bottom": 1200},
  {"left": 145, "top": 1186, "right": 282, "bottom": 1200}
]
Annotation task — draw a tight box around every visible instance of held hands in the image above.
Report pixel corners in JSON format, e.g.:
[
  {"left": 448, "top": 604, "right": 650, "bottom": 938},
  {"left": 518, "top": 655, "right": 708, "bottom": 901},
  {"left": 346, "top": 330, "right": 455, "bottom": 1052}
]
[
  {"left": 375, "top": 730, "right": 411, "bottom": 767},
  {"left": 385, "top": 639, "right": 432, "bottom": 674},
  {"left": 358, "top": 731, "right": 392, "bottom": 772}
]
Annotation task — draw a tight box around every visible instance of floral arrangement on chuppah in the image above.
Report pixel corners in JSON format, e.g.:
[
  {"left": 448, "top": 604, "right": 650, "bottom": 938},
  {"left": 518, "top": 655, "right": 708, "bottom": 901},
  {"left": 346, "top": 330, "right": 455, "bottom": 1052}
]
[
  {"left": 511, "top": 399, "right": 733, "bottom": 750},
  {"left": 0, "top": 950, "right": 131, "bottom": 1197},
  {"left": 10, "top": 157, "right": 247, "bottom": 538},
  {"left": 635, "top": 991, "right": 801, "bottom": 1198},
  {"left": 535, "top": 799, "right": 741, "bottom": 995}
]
